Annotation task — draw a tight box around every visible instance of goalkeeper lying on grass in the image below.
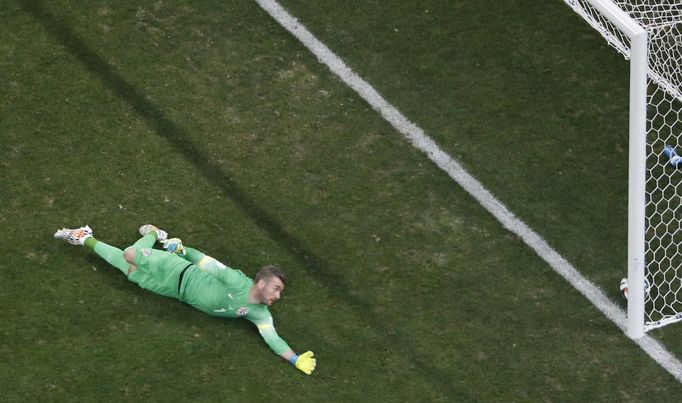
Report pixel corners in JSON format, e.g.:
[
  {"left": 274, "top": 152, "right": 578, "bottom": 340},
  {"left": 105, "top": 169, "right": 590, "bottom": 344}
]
[{"left": 54, "top": 224, "right": 316, "bottom": 375}]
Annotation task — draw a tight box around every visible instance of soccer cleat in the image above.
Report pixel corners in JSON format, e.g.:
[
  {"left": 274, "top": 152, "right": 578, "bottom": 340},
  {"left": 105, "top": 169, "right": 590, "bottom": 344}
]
[
  {"left": 138, "top": 224, "right": 168, "bottom": 241},
  {"left": 54, "top": 225, "right": 93, "bottom": 246}
]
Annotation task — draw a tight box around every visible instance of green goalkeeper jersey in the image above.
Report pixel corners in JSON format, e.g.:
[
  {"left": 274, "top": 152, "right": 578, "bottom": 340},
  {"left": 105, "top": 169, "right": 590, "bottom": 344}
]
[{"left": 178, "top": 247, "right": 291, "bottom": 356}]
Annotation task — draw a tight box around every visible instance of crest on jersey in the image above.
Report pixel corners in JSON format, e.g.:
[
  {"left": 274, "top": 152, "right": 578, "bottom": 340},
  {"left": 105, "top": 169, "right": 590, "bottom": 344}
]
[
  {"left": 237, "top": 307, "right": 249, "bottom": 316},
  {"left": 142, "top": 248, "right": 152, "bottom": 257}
]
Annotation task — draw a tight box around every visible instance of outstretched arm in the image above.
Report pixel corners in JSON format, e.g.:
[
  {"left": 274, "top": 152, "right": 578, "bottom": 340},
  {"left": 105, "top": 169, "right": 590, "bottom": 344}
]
[
  {"left": 283, "top": 350, "right": 316, "bottom": 375},
  {"left": 249, "top": 315, "right": 316, "bottom": 375}
]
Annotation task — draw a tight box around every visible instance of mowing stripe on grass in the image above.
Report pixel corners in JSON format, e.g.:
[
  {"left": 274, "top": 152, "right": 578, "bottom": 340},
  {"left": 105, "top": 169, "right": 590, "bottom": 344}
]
[{"left": 255, "top": 0, "right": 682, "bottom": 382}]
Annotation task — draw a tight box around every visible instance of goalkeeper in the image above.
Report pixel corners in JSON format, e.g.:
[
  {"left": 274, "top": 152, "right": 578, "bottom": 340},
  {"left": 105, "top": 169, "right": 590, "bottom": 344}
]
[{"left": 54, "top": 224, "right": 316, "bottom": 375}]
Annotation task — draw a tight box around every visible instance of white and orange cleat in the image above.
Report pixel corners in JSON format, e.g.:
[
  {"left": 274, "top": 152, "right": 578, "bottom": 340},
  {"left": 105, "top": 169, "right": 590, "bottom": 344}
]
[{"left": 54, "top": 225, "right": 93, "bottom": 246}]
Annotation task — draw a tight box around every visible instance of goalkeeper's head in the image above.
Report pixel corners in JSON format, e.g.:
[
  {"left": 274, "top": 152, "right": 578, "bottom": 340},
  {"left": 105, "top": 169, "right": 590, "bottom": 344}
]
[{"left": 253, "top": 265, "right": 286, "bottom": 306}]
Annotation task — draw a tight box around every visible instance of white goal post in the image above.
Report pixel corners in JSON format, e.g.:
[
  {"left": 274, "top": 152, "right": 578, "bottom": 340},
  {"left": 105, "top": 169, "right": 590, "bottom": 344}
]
[{"left": 563, "top": 0, "right": 682, "bottom": 338}]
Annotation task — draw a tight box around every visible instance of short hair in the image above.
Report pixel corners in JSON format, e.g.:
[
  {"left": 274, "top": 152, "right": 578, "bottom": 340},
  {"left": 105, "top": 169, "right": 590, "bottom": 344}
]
[{"left": 255, "top": 265, "right": 286, "bottom": 285}]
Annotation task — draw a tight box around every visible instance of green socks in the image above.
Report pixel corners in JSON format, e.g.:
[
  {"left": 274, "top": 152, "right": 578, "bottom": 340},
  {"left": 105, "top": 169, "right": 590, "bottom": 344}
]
[{"left": 84, "top": 237, "right": 98, "bottom": 250}]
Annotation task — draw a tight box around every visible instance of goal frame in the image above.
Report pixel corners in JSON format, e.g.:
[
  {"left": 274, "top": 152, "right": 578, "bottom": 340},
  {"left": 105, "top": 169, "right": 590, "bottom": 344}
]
[{"left": 566, "top": 0, "right": 648, "bottom": 338}]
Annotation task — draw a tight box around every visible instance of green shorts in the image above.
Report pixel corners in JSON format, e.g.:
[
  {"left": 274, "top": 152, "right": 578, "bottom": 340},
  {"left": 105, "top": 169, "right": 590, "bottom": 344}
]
[{"left": 127, "top": 246, "right": 193, "bottom": 299}]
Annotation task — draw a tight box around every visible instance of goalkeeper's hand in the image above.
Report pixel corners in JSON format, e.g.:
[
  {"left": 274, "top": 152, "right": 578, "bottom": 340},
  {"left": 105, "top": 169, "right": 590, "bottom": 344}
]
[
  {"left": 290, "top": 351, "right": 316, "bottom": 375},
  {"left": 160, "top": 238, "right": 186, "bottom": 256}
]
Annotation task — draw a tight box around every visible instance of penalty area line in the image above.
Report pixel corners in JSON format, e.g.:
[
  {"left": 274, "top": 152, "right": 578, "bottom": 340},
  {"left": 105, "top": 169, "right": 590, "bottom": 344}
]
[{"left": 255, "top": 0, "right": 682, "bottom": 383}]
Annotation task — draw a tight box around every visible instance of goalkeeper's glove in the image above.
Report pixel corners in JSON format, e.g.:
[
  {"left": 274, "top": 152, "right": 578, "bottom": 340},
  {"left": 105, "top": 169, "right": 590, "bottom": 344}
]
[
  {"left": 161, "top": 238, "right": 186, "bottom": 256},
  {"left": 290, "top": 351, "right": 316, "bottom": 375}
]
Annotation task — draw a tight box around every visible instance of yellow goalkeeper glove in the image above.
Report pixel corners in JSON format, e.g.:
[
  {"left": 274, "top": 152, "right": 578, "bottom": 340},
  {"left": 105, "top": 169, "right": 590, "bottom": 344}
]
[
  {"left": 290, "top": 351, "right": 316, "bottom": 375},
  {"left": 160, "top": 238, "right": 186, "bottom": 256}
]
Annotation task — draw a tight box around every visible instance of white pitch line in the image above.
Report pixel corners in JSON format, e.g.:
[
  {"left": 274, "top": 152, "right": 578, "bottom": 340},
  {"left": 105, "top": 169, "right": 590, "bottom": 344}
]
[{"left": 255, "top": 0, "right": 682, "bottom": 382}]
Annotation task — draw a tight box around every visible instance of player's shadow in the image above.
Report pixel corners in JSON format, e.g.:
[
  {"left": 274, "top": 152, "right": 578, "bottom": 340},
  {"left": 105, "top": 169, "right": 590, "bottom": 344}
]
[{"left": 22, "top": 1, "right": 470, "bottom": 398}]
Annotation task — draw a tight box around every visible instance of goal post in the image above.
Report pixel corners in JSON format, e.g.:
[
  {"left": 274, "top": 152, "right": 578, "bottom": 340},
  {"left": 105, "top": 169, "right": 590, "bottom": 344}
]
[
  {"left": 562, "top": 0, "right": 648, "bottom": 338},
  {"left": 627, "top": 26, "right": 648, "bottom": 339},
  {"left": 564, "top": 0, "right": 682, "bottom": 336}
]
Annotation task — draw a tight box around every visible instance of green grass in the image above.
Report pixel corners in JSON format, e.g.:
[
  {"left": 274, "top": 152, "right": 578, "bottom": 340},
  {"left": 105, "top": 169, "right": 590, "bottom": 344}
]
[{"left": 2, "top": 0, "right": 682, "bottom": 401}]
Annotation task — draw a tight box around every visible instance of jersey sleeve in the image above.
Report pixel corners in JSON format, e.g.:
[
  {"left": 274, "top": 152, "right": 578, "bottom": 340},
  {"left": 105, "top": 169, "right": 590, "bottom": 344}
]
[
  {"left": 247, "top": 311, "right": 292, "bottom": 356},
  {"left": 183, "top": 247, "right": 242, "bottom": 285}
]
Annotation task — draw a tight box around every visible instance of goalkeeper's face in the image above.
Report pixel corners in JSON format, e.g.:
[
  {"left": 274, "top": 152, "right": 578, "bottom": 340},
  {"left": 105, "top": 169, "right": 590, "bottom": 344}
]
[{"left": 256, "top": 276, "right": 285, "bottom": 306}]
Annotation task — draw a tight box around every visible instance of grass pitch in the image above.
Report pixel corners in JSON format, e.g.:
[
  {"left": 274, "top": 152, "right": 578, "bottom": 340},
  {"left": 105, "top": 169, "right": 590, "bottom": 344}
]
[{"left": 3, "top": 0, "right": 682, "bottom": 401}]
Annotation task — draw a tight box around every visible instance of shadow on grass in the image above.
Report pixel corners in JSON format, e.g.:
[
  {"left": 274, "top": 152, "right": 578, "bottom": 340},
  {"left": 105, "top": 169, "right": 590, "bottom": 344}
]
[{"left": 21, "top": 1, "right": 470, "bottom": 398}]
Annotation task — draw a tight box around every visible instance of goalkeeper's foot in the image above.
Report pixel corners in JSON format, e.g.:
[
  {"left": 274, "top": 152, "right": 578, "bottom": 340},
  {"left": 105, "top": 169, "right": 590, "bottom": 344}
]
[
  {"left": 138, "top": 224, "right": 168, "bottom": 241},
  {"left": 54, "top": 225, "right": 93, "bottom": 246}
]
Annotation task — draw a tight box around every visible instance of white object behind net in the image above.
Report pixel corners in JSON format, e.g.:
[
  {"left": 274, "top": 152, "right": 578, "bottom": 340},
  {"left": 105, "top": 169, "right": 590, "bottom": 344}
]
[{"left": 563, "top": 0, "right": 682, "bottom": 330}]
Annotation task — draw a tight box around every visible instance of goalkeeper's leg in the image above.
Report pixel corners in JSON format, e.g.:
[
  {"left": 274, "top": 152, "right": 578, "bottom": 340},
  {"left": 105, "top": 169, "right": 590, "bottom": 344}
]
[
  {"left": 121, "top": 228, "right": 162, "bottom": 274},
  {"left": 132, "top": 233, "right": 157, "bottom": 249},
  {"left": 88, "top": 230, "right": 159, "bottom": 275},
  {"left": 122, "top": 245, "right": 190, "bottom": 299},
  {"left": 84, "top": 237, "right": 131, "bottom": 275},
  {"left": 54, "top": 226, "right": 131, "bottom": 275},
  {"left": 85, "top": 232, "right": 184, "bottom": 298}
]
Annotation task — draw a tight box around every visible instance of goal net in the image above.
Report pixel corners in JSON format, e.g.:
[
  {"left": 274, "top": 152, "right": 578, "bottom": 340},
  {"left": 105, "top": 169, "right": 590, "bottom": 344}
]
[{"left": 563, "top": 0, "right": 682, "bottom": 332}]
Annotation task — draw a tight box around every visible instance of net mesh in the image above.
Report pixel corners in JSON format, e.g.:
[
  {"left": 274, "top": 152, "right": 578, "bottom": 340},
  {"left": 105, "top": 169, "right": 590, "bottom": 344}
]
[{"left": 563, "top": 0, "right": 682, "bottom": 329}]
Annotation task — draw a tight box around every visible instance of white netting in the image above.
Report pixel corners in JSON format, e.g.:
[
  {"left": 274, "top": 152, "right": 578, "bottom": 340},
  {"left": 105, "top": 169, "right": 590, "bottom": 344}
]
[
  {"left": 563, "top": 0, "right": 682, "bottom": 329},
  {"left": 564, "top": 0, "right": 633, "bottom": 56},
  {"left": 647, "top": 70, "right": 682, "bottom": 329}
]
